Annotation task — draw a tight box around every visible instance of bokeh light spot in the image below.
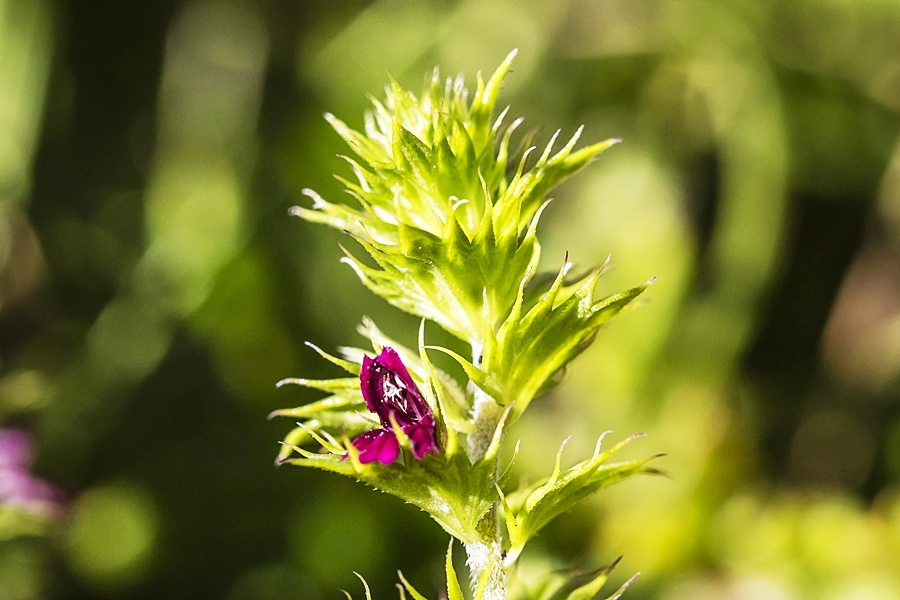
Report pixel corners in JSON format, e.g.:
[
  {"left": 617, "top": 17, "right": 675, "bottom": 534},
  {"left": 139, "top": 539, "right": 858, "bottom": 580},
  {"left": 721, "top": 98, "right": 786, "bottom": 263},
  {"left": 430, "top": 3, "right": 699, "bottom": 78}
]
[
  {"left": 65, "top": 482, "right": 160, "bottom": 590},
  {"left": 290, "top": 490, "right": 386, "bottom": 591},
  {"left": 0, "top": 542, "right": 44, "bottom": 600},
  {"left": 226, "top": 564, "right": 323, "bottom": 600},
  {"left": 788, "top": 411, "right": 875, "bottom": 490}
]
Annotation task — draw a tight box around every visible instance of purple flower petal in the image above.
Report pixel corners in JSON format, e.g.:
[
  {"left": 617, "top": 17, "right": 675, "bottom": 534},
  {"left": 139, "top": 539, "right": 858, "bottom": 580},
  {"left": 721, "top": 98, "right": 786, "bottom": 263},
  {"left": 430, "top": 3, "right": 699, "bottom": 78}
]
[
  {"left": 352, "top": 429, "right": 400, "bottom": 465},
  {"left": 403, "top": 415, "right": 439, "bottom": 459},
  {"left": 360, "top": 348, "right": 431, "bottom": 427},
  {"left": 371, "top": 347, "right": 418, "bottom": 394},
  {"left": 352, "top": 346, "right": 440, "bottom": 465}
]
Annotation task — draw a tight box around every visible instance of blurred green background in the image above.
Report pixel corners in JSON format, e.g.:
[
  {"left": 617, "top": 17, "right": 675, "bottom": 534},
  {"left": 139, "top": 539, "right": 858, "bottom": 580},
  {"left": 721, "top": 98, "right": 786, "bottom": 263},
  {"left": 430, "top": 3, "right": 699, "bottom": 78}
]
[{"left": 2, "top": 0, "right": 900, "bottom": 598}]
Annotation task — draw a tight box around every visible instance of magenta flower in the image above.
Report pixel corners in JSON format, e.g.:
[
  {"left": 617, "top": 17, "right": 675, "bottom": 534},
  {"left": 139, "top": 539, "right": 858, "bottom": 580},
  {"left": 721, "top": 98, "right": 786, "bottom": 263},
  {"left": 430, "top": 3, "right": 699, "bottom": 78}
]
[{"left": 351, "top": 347, "right": 439, "bottom": 465}]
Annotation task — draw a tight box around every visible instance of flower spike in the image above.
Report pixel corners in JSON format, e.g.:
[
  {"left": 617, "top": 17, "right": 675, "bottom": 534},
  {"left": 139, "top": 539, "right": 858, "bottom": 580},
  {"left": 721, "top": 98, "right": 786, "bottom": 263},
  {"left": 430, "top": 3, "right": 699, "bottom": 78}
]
[
  {"left": 292, "top": 52, "right": 621, "bottom": 346},
  {"left": 275, "top": 52, "right": 663, "bottom": 600}
]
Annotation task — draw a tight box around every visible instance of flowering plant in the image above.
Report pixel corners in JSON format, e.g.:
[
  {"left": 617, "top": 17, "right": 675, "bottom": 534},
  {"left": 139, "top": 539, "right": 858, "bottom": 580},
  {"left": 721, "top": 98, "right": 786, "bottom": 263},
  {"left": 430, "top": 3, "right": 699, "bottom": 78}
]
[{"left": 273, "top": 50, "right": 661, "bottom": 600}]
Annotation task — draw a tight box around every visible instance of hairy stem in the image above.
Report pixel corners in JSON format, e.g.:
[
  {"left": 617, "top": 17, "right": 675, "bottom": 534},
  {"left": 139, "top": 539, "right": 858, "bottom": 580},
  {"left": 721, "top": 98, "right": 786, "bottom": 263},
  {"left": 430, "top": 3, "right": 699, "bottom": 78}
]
[
  {"left": 465, "top": 343, "right": 508, "bottom": 598},
  {"left": 466, "top": 387, "right": 504, "bottom": 463},
  {"left": 465, "top": 507, "right": 507, "bottom": 600}
]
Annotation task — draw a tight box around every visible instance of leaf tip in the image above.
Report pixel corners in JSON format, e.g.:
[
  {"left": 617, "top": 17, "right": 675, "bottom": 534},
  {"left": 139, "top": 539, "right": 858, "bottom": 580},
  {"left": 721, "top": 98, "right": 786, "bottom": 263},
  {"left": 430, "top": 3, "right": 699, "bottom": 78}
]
[{"left": 275, "top": 378, "right": 302, "bottom": 388}]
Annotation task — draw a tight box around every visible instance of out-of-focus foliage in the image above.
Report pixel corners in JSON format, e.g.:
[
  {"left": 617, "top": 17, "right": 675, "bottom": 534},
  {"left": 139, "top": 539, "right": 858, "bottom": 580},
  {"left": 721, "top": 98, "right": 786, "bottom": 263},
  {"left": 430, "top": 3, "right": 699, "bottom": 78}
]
[{"left": 1, "top": 0, "right": 899, "bottom": 598}]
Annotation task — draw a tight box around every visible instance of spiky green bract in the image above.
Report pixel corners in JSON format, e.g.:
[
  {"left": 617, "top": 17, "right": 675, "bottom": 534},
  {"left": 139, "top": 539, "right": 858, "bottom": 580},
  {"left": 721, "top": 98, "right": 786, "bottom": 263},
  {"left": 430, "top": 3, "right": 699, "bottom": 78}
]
[
  {"left": 432, "top": 261, "right": 654, "bottom": 422},
  {"left": 280, "top": 441, "right": 497, "bottom": 544},
  {"left": 292, "top": 49, "right": 620, "bottom": 345},
  {"left": 569, "top": 570, "right": 640, "bottom": 600},
  {"left": 269, "top": 371, "right": 368, "bottom": 464},
  {"left": 509, "top": 558, "right": 639, "bottom": 600},
  {"left": 445, "top": 541, "right": 466, "bottom": 600},
  {"left": 499, "top": 433, "right": 663, "bottom": 563},
  {"left": 272, "top": 320, "right": 501, "bottom": 544},
  {"left": 398, "top": 572, "right": 429, "bottom": 600},
  {"left": 279, "top": 418, "right": 499, "bottom": 545},
  {"left": 340, "top": 545, "right": 476, "bottom": 600},
  {"left": 394, "top": 542, "right": 493, "bottom": 600}
]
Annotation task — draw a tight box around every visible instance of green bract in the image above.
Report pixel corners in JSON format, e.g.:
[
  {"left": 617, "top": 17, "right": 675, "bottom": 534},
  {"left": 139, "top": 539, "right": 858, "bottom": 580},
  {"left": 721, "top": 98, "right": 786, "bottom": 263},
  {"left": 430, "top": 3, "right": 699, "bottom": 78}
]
[
  {"left": 432, "top": 258, "right": 655, "bottom": 422},
  {"left": 292, "top": 49, "right": 621, "bottom": 347},
  {"left": 499, "top": 433, "right": 664, "bottom": 563},
  {"left": 339, "top": 545, "right": 638, "bottom": 600}
]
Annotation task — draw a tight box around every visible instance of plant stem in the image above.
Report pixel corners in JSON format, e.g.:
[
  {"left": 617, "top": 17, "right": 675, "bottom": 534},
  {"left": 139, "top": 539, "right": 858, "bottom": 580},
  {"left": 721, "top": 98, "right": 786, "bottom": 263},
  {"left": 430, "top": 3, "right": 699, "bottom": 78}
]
[
  {"left": 464, "top": 528, "right": 507, "bottom": 600},
  {"left": 466, "top": 387, "right": 504, "bottom": 462},
  {"left": 465, "top": 341, "right": 508, "bottom": 599}
]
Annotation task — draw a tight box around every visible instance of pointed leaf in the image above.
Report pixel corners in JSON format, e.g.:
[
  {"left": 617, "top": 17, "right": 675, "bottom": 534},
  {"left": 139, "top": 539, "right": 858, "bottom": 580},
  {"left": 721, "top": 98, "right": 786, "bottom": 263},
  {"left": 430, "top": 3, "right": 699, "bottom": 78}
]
[
  {"left": 603, "top": 573, "right": 639, "bottom": 600},
  {"left": 566, "top": 558, "right": 621, "bottom": 600},
  {"left": 445, "top": 541, "right": 465, "bottom": 600},
  {"left": 398, "top": 572, "right": 429, "bottom": 600},
  {"left": 504, "top": 435, "right": 662, "bottom": 552}
]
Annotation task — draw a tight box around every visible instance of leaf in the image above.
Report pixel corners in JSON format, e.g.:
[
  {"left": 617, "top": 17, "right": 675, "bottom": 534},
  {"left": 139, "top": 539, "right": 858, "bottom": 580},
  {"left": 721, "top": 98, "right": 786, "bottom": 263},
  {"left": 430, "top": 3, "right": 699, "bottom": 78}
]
[
  {"left": 503, "top": 434, "right": 663, "bottom": 556},
  {"left": 433, "top": 262, "right": 653, "bottom": 422},
  {"left": 398, "top": 572, "right": 430, "bottom": 600},
  {"left": 445, "top": 541, "right": 465, "bottom": 600},
  {"left": 602, "top": 573, "right": 639, "bottom": 600},
  {"left": 267, "top": 393, "right": 365, "bottom": 419},
  {"left": 565, "top": 558, "right": 621, "bottom": 600},
  {"left": 274, "top": 376, "right": 360, "bottom": 394},
  {"left": 511, "top": 558, "right": 634, "bottom": 600},
  {"left": 355, "top": 572, "right": 373, "bottom": 600},
  {"left": 281, "top": 446, "right": 495, "bottom": 544},
  {"left": 305, "top": 341, "right": 361, "bottom": 375},
  {"left": 508, "top": 569, "right": 568, "bottom": 600},
  {"left": 272, "top": 407, "right": 373, "bottom": 464}
]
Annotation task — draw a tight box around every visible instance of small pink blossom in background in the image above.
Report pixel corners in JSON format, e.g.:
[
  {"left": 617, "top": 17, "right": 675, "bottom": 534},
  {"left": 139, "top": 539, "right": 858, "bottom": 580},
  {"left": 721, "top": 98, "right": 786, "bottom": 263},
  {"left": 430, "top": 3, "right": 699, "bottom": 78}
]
[{"left": 0, "top": 428, "right": 65, "bottom": 517}]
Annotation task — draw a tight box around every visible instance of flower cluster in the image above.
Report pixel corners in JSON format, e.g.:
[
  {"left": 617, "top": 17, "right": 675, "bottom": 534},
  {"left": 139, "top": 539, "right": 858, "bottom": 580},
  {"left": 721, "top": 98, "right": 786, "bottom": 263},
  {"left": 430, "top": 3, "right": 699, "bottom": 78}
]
[{"left": 272, "top": 52, "right": 661, "bottom": 600}]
